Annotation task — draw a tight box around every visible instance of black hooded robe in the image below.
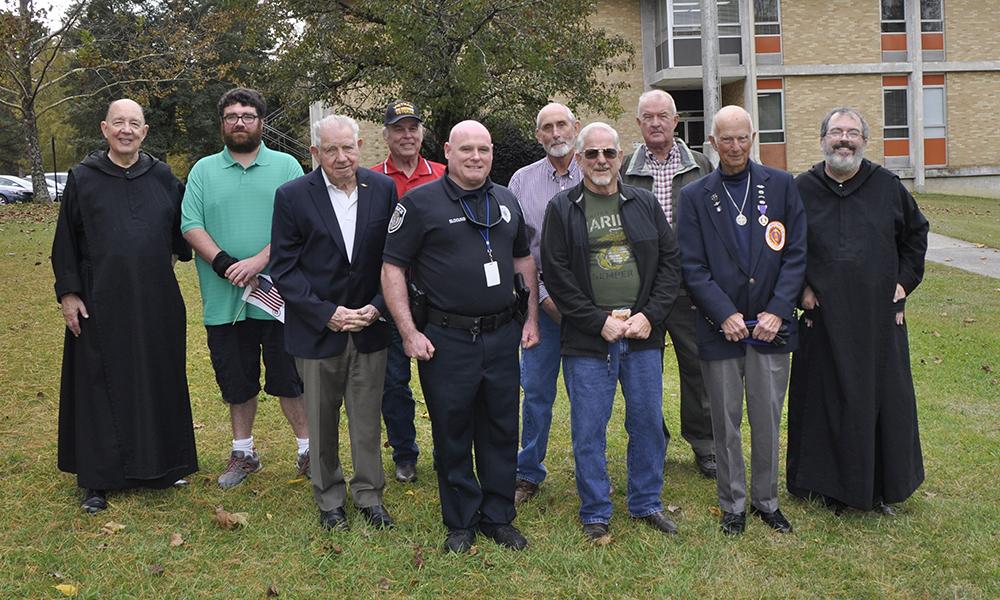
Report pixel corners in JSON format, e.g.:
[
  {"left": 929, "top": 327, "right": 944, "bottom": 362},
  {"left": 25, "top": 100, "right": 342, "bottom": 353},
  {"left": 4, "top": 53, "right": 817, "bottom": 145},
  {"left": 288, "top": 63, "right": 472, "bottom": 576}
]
[
  {"left": 788, "top": 159, "right": 928, "bottom": 510},
  {"left": 52, "top": 150, "right": 198, "bottom": 490}
]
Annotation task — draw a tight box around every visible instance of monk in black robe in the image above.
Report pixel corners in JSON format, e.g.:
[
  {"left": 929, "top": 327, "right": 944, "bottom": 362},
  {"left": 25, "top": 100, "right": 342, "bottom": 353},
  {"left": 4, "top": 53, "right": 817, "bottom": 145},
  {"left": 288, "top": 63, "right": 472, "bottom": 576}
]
[
  {"left": 788, "top": 107, "right": 928, "bottom": 513},
  {"left": 52, "top": 99, "right": 198, "bottom": 512}
]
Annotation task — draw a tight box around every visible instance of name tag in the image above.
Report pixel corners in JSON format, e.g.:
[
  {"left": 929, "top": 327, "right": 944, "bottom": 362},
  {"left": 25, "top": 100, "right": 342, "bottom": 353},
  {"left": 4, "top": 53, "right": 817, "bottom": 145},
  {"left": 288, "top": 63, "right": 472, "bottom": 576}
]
[{"left": 484, "top": 261, "right": 500, "bottom": 287}]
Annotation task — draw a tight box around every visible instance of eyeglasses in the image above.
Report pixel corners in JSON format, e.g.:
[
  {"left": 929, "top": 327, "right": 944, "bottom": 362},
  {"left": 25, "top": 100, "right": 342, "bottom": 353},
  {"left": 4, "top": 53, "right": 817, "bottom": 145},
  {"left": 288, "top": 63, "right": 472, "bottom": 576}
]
[
  {"left": 582, "top": 147, "right": 619, "bottom": 160},
  {"left": 222, "top": 113, "right": 259, "bottom": 125},
  {"left": 826, "top": 128, "right": 863, "bottom": 140}
]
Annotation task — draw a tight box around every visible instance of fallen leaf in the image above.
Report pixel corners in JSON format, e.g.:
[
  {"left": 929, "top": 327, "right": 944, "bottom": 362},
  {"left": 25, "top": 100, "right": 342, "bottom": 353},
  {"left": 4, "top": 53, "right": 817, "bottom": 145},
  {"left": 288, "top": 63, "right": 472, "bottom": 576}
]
[
  {"left": 404, "top": 490, "right": 415, "bottom": 496},
  {"left": 931, "top": 331, "right": 941, "bottom": 337},
  {"left": 266, "top": 513, "right": 274, "bottom": 521},
  {"left": 593, "top": 533, "right": 613, "bottom": 546},
  {"left": 924, "top": 491, "right": 937, "bottom": 498},
  {"left": 214, "top": 506, "right": 249, "bottom": 530},
  {"left": 975, "top": 243, "right": 986, "bottom": 248},
  {"left": 192, "top": 422, "right": 205, "bottom": 430},
  {"left": 982, "top": 364, "right": 993, "bottom": 373},
  {"left": 667, "top": 504, "right": 681, "bottom": 513},
  {"left": 148, "top": 564, "right": 165, "bottom": 577},
  {"left": 943, "top": 258, "right": 952, "bottom": 262},
  {"left": 36, "top": 391, "right": 45, "bottom": 399},
  {"left": 324, "top": 544, "right": 343, "bottom": 554},
  {"left": 169, "top": 533, "right": 184, "bottom": 547},
  {"left": 267, "top": 584, "right": 280, "bottom": 597},
  {"left": 49, "top": 572, "right": 65, "bottom": 581},
  {"left": 287, "top": 477, "right": 307, "bottom": 485},
  {"left": 420, "top": 412, "right": 429, "bottom": 419},
  {"left": 54, "top": 583, "right": 78, "bottom": 596},
  {"left": 377, "top": 577, "right": 391, "bottom": 591},
  {"left": 101, "top": 521, "right": 126, "bottom": 535},
  {"left": 933, "top": 357, "right": 943, "bottom": 364},
  {"left": 412, "top": 546, "right": 425, "bottom": 568},
  {"left": 963, "top": 317, "right": 976, "bottom": 324},
  {"left": 708, "top": 506, "right": 722, "bottom": 517},
  {"left": 468, "top": 545, "right": 479, "bottom": 556}
]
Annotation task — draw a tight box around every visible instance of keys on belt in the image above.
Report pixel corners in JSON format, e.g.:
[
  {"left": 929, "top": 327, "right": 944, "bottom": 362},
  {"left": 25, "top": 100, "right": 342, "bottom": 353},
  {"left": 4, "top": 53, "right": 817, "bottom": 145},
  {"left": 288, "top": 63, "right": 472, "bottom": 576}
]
[{"left": 426, "top": 306, "right": 514, "bottom": 341}]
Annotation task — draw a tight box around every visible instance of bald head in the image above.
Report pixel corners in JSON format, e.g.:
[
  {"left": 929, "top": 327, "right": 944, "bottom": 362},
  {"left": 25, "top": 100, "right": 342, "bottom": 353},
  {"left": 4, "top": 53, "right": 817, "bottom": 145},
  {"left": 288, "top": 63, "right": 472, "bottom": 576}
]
[
  {"left": 105, "top": 99, "right": 145, "bottom": 123},
  {"left": 445, "top": 120, "right": 493, "bottom": 190},
  {"left": 711, "top": 105, "right": 753, "bottom": 137}
]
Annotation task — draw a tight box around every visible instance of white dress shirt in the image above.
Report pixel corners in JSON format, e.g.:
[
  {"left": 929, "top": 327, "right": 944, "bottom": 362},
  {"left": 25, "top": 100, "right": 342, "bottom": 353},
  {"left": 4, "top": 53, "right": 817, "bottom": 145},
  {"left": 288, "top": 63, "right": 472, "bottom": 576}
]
[{"left": 321, "top": 169, "right": 359, "bottom": 262}]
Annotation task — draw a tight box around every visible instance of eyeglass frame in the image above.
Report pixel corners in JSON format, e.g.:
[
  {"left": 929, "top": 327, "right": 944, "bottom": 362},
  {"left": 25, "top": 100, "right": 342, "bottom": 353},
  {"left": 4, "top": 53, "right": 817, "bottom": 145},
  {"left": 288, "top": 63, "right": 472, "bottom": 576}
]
[
  {"left": 581, "top": 147, "right": 619, "bottom": 160},
  {"left": 825, "top": 128, "right": 864, "bottom": 141},
  {"left": 222, "top": 113, "right": 260, "bottom": 125}
]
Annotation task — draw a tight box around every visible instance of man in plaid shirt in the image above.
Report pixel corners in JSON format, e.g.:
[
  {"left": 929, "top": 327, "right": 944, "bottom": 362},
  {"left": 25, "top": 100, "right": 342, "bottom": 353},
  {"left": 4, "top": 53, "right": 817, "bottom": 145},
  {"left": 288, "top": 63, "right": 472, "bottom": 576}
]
[{"left": 620, "top": 90, "right": 716, "bottom": 479}]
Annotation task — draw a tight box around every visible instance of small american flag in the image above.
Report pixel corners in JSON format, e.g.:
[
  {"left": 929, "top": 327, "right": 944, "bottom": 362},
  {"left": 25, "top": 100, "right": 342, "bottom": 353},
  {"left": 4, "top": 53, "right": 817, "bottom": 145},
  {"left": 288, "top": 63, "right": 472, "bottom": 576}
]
[{"left": 241, "top": 274, "right": 285, "bottom": 322}]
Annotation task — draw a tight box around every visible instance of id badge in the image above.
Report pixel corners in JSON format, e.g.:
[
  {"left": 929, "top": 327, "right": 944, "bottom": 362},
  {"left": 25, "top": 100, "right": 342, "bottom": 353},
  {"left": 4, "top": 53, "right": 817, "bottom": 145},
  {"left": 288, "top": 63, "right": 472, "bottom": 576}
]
[{"left": 484, "top": 261, "right": 500, "bottom": 287}]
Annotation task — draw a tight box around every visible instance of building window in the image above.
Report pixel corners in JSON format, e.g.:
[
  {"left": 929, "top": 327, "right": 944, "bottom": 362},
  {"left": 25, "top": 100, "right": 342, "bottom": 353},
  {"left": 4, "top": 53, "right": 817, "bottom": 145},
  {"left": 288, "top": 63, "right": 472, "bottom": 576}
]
[
  {"left": 923, "top": 86, "right": 946, "bottom": 137},
  {"left": 883, "top": 87, "right": 909, "bottom": 139},
  {"left": 754, "top": 0, "right": 780, "bottom": 35},
  {"left": 880, "top": 0, "right": 944, "bottom": 33},
  {"left": 757, "top": 91, "right": 784, "bottom": 143}
]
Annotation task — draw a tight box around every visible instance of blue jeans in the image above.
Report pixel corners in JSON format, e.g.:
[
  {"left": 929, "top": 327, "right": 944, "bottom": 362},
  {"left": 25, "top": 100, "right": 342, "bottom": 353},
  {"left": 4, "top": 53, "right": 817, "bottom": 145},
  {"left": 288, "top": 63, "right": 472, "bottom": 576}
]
[
  {"left": 563, "top": 341, "right": 666, "bottom": 524},
  {"left": 516, "top": 310, "right": 562, "bottom": 484},
  {"left": 381, "top": 322, "right": 419, "bottom": 465}
]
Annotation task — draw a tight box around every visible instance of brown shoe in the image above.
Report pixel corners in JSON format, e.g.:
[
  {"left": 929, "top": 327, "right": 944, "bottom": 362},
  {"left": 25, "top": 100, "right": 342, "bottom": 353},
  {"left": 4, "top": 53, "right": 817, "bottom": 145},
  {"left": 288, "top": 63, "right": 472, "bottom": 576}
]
[{"left": 514, "top": 479, "right": 539, "bottom": 504}]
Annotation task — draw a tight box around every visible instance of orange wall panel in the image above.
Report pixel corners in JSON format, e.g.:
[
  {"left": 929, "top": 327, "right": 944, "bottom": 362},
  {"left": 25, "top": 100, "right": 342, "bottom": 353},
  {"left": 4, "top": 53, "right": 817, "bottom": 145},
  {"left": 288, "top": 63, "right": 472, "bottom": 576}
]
[
  {"left": 925, "top": 138, "right": 947, "bottom": 165},
  {"left": 755, "top": 36, "right": 782, "bottom": 54},
  {"left": 884, "top": 139, "right": 910, "bottom": 156},
  {"left": 757, "top": 78, "right": 783, "bottom": 90},
  {"left": 881, "top": 33, "right": 907, "bottom": 51},
  {"left": 921, "top": 33, "right": 944, "bottom": 50},
  {"left": 759, "top": 143, "right": 787, "bottom": 171}
]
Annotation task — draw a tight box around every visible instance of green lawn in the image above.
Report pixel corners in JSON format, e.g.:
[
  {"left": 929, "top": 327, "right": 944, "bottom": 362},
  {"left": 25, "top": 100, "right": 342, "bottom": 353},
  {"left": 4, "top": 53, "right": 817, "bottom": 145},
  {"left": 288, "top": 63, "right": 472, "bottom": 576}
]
[
  {"left": 1, "top": 203, "right": 998, "bottom": 599},
  {"left": 917, "top": 193, "right": 1000, "bottom": 248}
]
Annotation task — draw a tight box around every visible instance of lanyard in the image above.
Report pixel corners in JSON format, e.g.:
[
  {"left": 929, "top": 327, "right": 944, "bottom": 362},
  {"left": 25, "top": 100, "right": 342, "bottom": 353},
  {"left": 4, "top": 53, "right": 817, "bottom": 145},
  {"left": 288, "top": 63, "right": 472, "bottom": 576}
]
[{"left": 460, "top": 193, "right": 494, "bottom": 261}]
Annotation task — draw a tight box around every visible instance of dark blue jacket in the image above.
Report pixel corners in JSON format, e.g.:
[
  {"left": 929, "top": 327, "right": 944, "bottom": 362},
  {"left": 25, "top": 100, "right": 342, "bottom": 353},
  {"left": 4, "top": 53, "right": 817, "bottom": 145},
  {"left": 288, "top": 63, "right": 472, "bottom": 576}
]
[
  {"left": 677, "top": 161, "right": 806, "bottom": 360},
  {"left": 270, "top": 167, "right": 397, "bottom": 359}
]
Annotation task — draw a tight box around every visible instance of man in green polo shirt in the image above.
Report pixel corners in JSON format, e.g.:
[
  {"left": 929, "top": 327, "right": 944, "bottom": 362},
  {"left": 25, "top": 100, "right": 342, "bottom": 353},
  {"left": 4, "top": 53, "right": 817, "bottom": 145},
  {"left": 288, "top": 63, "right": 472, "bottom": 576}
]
[{"left": 181, "top": 87, "right": 309, "bottom": 489}]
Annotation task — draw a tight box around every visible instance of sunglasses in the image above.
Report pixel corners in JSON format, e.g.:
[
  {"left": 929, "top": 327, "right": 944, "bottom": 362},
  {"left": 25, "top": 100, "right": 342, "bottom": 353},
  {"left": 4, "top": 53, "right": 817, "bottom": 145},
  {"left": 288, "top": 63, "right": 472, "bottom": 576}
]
[{"left": 582, "top": 147, "right": 619, "bottom": 160}]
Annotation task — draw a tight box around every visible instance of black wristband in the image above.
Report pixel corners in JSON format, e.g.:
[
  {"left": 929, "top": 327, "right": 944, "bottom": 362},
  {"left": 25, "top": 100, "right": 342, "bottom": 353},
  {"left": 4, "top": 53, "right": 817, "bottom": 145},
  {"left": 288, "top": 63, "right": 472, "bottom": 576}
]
[{"left": 212, "top": 250, "right": 238, "bottom": 278}]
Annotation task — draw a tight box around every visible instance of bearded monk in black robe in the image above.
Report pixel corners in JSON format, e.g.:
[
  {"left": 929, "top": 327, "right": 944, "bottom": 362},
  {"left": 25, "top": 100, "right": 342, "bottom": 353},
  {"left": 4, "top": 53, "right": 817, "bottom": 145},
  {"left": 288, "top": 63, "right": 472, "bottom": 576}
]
[
  {"left": 788, "top": 108, "right": 928, "bottom": 514},
  {"left": 52, "top": 99, "right": 198, "bottom": 512}
]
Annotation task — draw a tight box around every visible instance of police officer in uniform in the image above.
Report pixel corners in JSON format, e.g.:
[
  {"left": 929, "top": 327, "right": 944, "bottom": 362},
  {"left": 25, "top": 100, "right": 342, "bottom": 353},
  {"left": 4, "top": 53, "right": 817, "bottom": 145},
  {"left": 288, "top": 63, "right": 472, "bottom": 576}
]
[{"left": 382, "top": 120, "right": 540, "bottom": 553}]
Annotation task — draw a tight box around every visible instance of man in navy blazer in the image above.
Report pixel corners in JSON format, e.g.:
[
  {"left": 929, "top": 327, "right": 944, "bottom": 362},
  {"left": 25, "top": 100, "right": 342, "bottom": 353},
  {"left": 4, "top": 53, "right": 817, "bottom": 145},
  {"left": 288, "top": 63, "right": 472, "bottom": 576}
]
[
  {"left": 270, "top": 115, "right": 397, "bottom": 531},
  {"left": 677, "top": 106, "right": 806, "bottom": 536}
]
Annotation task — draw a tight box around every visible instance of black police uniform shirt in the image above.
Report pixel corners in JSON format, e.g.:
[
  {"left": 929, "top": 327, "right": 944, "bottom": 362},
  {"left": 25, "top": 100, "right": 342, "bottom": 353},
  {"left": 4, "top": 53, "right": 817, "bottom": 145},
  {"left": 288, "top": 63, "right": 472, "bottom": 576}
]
[{"left": 383, "top": 174, "right": 530, "bottom": 317}]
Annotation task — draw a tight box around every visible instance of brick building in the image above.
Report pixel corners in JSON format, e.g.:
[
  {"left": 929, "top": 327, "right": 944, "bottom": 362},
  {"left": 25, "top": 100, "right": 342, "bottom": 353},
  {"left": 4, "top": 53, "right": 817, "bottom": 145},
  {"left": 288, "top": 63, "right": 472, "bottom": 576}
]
[{"left": 595, "top": 0, "right": 1000, "bottom": 196}]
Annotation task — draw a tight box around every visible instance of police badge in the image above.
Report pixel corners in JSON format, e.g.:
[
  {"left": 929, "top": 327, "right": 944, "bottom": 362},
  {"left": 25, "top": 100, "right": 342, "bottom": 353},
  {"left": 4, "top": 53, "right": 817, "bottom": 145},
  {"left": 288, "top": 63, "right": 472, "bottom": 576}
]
[{"left": 388, "top": 203, "right": 406, "bottom": 233}]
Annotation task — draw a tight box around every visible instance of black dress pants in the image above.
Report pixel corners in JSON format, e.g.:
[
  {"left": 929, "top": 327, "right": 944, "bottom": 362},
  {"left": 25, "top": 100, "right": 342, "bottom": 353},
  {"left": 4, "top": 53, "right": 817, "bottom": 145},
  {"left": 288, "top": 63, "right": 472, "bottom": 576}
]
[{"left": 418, "top": 321, "right": 520, "bottom": 530}]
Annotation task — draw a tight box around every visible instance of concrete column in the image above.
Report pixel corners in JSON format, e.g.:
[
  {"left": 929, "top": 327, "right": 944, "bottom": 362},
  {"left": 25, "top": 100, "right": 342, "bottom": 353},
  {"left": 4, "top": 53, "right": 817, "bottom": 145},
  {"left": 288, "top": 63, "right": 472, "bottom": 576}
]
[
  {"left": 906, "top": 0, "right": 925, "bottom": 192},
  {"left": 741, "top": 0, "right": 760, "bottom": 162},
  {"left": 701, "top": 0, "right": 721, "bottom": 166}
]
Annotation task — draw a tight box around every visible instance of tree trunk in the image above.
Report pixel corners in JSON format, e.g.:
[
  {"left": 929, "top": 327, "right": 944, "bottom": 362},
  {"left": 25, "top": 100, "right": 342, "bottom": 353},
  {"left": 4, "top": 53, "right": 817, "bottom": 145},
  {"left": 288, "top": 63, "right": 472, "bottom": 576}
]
[{"left": 22, "top": 109, "right": 52, "bottom": 203}]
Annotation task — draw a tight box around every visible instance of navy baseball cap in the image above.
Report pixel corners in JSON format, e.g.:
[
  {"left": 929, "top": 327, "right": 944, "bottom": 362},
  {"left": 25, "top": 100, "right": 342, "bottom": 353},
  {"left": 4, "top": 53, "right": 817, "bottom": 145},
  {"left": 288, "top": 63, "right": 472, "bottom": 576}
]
[{"left": 384, "top": 100, "right": 424, "bottom": 125}]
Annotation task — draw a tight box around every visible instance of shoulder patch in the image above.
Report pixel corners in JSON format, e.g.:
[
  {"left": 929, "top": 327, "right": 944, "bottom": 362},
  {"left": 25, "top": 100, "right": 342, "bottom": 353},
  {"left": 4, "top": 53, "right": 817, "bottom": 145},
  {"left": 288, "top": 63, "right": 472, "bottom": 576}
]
[
  {"left": 388, "top": 203, "right": 406, "bottom": 234},
  {"left": 500, "top": 204, "right": 511, "bottom": 223},
  {"left": 765, "top": 221, "right": 785, "bottom": 251}
]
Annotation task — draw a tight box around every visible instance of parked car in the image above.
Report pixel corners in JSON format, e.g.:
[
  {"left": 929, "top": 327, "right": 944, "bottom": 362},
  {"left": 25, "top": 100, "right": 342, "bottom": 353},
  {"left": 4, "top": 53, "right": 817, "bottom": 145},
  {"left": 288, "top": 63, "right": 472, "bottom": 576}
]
[
  {"left": 0, "top": 181, "right": 33, "bottom": 204},
  {"left": 0, "top": 175, "right": 59, "bottom": 201},
  {"left": 45, "top": 172, "right": 69, "bottom": 197}
]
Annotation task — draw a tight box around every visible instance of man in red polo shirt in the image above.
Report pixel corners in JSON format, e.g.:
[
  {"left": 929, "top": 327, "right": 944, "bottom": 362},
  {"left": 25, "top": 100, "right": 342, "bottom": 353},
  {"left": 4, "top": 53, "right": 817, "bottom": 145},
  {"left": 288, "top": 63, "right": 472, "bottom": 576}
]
[{"left": 370, "top": 100, "right": 445, "bottom": 484}]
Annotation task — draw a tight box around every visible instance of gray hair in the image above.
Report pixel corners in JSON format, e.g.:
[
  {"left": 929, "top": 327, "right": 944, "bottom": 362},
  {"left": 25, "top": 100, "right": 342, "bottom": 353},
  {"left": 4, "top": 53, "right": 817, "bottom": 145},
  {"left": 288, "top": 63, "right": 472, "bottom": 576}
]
[
  {"left": 819, "top": 107, "right": 870, "bottom": 141},
  {"left": 312, "top": 114, "right": 360, "bottom": 145},
  {"left": 575, "top": 122, "right": 621, "bottom": 152},
  {"left": 535, "top": 103, "right": 576, "bottom": 129},
  {"left": 636, "top": 89, "right": 677, "bottom": 117}
]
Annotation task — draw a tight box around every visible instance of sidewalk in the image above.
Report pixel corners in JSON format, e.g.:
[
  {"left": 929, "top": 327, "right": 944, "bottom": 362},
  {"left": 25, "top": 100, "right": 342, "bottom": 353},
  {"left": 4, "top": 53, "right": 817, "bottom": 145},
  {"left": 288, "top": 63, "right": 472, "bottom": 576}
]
[{"left": 927, "top": 232, "right": 999, "bottom": 279}]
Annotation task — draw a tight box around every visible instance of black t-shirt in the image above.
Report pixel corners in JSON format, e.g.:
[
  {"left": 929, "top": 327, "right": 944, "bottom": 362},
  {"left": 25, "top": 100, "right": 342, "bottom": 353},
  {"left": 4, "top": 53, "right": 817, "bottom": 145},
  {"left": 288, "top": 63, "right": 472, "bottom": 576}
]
[{"left": 383, "top": 174, "right": 530, "bottom": 316}]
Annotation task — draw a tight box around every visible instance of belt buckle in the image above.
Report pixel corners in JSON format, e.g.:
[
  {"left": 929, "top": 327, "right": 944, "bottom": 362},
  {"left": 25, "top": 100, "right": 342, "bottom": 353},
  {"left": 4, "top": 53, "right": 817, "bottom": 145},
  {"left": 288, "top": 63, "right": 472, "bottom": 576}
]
[{"left": 470, "top": 319, "right": 481, "bottom": 341}]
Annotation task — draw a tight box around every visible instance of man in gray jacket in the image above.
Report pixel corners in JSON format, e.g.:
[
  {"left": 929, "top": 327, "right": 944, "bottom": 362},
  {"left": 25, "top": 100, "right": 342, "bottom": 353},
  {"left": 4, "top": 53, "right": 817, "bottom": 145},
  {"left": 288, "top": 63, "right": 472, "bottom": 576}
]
[{"left": 620, "top": 89, "right": 716, "bottom": 479}]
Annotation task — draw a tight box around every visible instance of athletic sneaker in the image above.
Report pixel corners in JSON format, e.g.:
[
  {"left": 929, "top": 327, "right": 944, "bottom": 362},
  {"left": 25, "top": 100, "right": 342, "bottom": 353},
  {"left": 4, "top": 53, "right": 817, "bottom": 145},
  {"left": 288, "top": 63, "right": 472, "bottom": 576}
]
[
  {"left": 218, "top": 450, "right": 261, "bottom": 489},
  {"left": 296, "top": 451, "right": 310, "bottom": 479}
]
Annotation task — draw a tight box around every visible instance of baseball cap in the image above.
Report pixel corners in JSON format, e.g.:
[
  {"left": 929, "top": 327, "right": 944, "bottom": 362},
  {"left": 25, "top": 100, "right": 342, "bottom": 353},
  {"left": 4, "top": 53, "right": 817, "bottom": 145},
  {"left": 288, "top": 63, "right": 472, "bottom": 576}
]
[{"left": 384, "top": 100, "right": 423, "bottom": 125}]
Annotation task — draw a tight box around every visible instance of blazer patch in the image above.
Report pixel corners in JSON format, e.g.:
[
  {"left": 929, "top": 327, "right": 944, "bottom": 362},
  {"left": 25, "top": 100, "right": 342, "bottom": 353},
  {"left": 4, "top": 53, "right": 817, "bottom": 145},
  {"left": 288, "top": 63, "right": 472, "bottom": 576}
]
[{"left": 765, "top": 221, "right": 786, "bottom": 251}]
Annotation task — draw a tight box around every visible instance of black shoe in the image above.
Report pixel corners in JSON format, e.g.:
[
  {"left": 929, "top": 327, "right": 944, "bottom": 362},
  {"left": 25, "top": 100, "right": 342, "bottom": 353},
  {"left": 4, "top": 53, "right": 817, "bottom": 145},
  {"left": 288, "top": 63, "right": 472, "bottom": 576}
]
[
  {"left": 444, "top": 528, "right": 476, "bottom": 553},
  {"left": 750, "top": 506, "right": 793, "bottom": 533},
  {"left": 874, "top": 502, "right": 898, "bottom": 516},
  {"left": 823, "top": 495, "right": 847, "bottom": 516},
  {"left": 694, "top": 452, "right": 717, "bottom": 479},
  {"left": 479, "top": 523, "right": 528, "bottom": 550},
  {"left": 514, "top": 479, "right": 539, "bottom": 504},
  {"left": 582, "top": 522, "right": 610, "bottom": 541},
  {"left": 359, "top": 504, "right": 395, "bottom": 529},
  {"left": 81, "top": 489, "right": 107, "bottom": 514},
  {"left": 319, "top": 506, "right": 349, "bottom": 531},
  {"left": 720, "top": 511, "right": 746, "bottom": 535},
  {"left": 395, "top": 462, "right": 417, "bottom": 483},
  {"left": 635, "top": 510, "right": 679, "bottom": 535}
]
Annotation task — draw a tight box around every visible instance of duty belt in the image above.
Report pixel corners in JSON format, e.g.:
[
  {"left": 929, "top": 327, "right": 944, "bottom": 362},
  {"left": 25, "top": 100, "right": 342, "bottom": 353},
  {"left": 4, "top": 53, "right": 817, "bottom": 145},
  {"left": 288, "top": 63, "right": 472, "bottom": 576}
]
[{"left": 426, "top": 306, "right": 514, "bottom": 341}]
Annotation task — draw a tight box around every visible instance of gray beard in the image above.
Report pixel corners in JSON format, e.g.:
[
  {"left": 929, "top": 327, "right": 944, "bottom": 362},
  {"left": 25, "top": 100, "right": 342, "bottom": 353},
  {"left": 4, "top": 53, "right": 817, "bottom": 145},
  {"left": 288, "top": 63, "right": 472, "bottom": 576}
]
[
  {"left": 824, "top": 146, "right": 864, "bottom": 177},
  {"left": 547, "top": 142, "right": 571, "bottom": 158}
]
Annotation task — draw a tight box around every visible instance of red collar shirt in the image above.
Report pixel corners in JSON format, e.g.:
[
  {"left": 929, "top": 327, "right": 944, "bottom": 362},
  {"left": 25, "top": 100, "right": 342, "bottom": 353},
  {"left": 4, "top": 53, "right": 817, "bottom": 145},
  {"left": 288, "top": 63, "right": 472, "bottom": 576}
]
[{"left": 370, "top": 155, "right": 446, "bottom": 198}]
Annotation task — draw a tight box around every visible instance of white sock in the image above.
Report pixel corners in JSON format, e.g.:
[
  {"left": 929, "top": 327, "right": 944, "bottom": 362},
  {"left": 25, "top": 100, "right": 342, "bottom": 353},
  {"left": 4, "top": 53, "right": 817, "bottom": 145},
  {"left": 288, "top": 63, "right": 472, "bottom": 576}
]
[
  {"left": 296, "top": 437, "right": 309, "bottom": 456},
  {"left": 232, "top": 437, "right": 254, "bottom": 455}
]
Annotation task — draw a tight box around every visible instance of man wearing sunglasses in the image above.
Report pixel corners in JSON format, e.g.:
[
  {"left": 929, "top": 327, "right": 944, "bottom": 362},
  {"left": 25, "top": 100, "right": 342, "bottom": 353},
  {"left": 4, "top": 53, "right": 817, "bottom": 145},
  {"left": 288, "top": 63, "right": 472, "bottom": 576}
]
[
  {"left": 182, "top": 87, "right": 310, "bottom": 490},
  {"left": 382, "top": 120, "right": 539, "bottom": 554},
  {"left": 621, "top": 90, "right": 716, "bottom": 480},
  {"left": 541, "top": 122, "right": 682, "bottom": 541}
]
